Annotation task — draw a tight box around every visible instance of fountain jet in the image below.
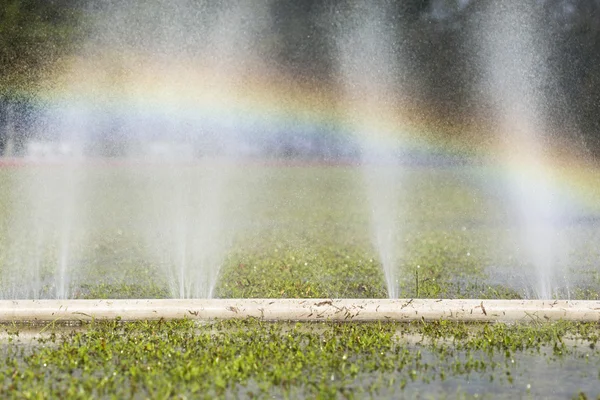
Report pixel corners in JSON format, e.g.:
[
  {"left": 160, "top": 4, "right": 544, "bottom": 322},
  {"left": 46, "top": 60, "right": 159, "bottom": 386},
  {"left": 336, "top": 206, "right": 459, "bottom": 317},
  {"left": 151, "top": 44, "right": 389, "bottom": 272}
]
[
  {"left": 334, "top": 1, "right": 406, "bottom": 298},
  {"left": 480, "top": 2, "right": 567, "bottom": 299}
]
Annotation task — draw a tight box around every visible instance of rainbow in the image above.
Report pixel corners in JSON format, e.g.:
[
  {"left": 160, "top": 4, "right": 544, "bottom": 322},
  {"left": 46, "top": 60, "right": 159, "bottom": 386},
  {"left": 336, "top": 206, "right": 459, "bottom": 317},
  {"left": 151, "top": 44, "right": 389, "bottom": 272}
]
[{"left": 6, "top": 53, "right": 600, "bottom": 215}]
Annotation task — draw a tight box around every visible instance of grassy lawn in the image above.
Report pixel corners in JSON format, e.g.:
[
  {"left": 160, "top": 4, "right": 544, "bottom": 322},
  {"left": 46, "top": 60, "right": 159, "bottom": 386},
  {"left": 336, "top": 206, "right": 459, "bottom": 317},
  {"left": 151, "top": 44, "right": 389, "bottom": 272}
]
[{"left": 0, "top": 162, "right": 594, "bottom": 300}]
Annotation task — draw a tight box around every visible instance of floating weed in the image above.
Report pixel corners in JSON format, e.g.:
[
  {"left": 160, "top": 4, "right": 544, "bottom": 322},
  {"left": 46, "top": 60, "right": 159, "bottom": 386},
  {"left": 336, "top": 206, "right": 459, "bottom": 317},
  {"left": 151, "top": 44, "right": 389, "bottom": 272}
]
[{"left": 0, "top": 319, "right": 599, "bottom": 398}]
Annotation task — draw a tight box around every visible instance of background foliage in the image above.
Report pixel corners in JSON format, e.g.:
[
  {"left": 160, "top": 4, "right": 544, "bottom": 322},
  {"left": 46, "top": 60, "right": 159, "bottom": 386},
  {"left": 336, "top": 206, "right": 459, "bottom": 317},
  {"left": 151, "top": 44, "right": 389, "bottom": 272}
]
[{"left": 0, "top": 0, "right": 599, "bottom": 153}]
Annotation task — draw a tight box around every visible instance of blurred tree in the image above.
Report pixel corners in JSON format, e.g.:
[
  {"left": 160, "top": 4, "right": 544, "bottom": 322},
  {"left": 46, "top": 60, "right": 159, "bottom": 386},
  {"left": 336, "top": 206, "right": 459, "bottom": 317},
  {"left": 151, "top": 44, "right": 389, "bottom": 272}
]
[
  {"left": 542, "top": 0, "right": 600, "bottom": 154},
  {"left": 0, "top": 0, "right": 83, "bottom": 97},
  {"left": 1, "top": 0, "right": 600, "bottom": 156},
  {"left": 0, "top": 0, "right": 84, "bottom": 155}
]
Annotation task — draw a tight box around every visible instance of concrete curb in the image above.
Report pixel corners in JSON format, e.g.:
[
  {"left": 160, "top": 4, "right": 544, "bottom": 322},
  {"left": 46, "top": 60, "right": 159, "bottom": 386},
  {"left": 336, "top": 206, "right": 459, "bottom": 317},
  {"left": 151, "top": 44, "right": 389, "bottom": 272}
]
[{"left": 1, "top": 299, "right": 599, "bottom": 323}]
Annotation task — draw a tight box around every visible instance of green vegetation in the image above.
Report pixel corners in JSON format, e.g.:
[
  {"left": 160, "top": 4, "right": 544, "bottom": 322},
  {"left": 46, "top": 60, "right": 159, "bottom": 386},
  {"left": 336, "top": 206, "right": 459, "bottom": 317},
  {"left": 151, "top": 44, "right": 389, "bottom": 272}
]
[{"left": 1, "top": 319, "right": 599, "bottom": 399}]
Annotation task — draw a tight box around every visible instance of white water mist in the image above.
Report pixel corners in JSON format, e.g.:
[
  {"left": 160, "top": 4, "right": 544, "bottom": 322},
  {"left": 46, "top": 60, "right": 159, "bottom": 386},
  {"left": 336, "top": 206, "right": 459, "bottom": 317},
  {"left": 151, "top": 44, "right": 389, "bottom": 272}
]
[
  {"left": 481, "top": 2, "right": 567, "bottom": 299},
  {"left": 334, "top": 2, "right": 405, "bottom": 298},
  {"left": 131, "top": 1, "right": 270, "bottom": 298},
  {"left": 2, "top": 160, "right": 85, "bottom": 299}
]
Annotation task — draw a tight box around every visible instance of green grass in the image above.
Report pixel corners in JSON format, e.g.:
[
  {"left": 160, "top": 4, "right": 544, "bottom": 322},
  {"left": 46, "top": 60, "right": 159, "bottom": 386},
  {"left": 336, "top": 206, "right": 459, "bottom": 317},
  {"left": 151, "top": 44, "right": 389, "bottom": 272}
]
[
  {"left": 0, "top": 163, "right": 599, "bottom": 299},
  {"left": 1, "top": 319, "right": 599, "bottom": 399}
]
